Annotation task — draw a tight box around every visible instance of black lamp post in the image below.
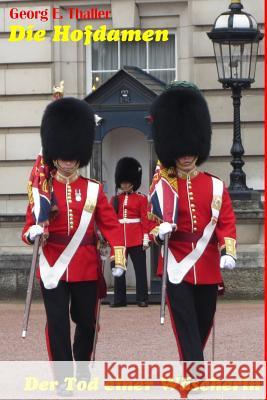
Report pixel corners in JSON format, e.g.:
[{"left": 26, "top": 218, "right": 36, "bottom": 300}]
[{"left": 207, "top": 0, "right": 263, "bottom": 199}]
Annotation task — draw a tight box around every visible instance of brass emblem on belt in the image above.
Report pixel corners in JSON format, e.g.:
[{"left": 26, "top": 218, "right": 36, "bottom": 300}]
[
  {"left": 212, "top": 195, "right": 222, "bottom": 211},
  {"left": 84, "top": 200, "right": 96, "bottom": 213}
]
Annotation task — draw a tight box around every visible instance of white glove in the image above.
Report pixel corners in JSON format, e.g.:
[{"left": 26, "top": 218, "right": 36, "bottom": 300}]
[
  {"left": 158, "top": 222, "right": 176, "bottom": 240},
  {"left": 220, "top": 255, "right": 236, "bottom": 270},
  {"left": 28, "top": 225, "right": 44, "bottom": 241},
  {"left": 112, "top": 266, "right": 125, "bottom": 277}
]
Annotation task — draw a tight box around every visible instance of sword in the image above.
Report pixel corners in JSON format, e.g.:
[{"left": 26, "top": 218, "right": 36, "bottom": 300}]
[
  {"left": 91, "top": 247, "right": 107, "bottom": 361},
  {"left": 21, "top": 234, "right": 41, "bottom": 338},
  {"left": 160, "top": 233, "right": 169, "bottom": 325}
]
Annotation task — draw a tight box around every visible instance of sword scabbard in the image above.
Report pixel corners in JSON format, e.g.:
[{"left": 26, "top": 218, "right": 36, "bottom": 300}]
[{"left": 21, "top": 234, "right": 41, "bottom": 338}]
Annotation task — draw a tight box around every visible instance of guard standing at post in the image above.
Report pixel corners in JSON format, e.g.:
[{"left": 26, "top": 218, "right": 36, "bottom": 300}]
[{"left": 110, "top": 157, "right": 149, "bottom": 307}]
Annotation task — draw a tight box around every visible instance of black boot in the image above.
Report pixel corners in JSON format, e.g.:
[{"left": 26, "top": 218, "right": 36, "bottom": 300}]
[{"left": 109, "top": 302, "right": 127, "bottom": 308}]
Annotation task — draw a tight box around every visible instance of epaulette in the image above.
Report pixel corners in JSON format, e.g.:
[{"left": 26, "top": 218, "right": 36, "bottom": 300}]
[
  {"left": 89, "top": 178, "right": 102, "bottom": 185},
  {"left": 137, "top": 191, "right": 147, "bottom": 197},
  {"left": 204, "top": 171, "right": 222, "bottom": 181},
  {"left": 79, "top": 176, "right": 101, "bottom": 184}
]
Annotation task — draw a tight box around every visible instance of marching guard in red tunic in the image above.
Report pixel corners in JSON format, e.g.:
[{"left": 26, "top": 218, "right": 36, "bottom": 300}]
[
  {"left": 148, "top": 82, "right": 237, "bottom": 361},
  {"left": 110, "top": 157, "right": 149, "bottom": 307},
  {"left": 22, "top": 98, "right": 126, "bottom": 365}
]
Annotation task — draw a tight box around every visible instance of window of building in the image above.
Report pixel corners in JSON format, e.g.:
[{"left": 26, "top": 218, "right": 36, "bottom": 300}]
[{"left": 87, "top": 34, "right": 176, "bottom": 91}]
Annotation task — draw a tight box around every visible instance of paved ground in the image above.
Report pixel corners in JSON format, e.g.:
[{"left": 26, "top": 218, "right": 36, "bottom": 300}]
[{"left": 0, "top": 301, "right": 263, "bottom": 361}]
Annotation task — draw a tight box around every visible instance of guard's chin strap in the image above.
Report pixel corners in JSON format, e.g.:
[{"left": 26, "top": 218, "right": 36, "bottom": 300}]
[
  {"left": 119, "top": 185, "right": 134, "bottom": 194},
  {"left": 175, "top": 156, "right": 198, "bottom": 175},
  {"left": 53, "top": 160, "right": 80, "bottom": 179}
]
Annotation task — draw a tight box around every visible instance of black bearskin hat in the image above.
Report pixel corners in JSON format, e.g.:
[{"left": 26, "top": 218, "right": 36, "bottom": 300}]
[
  {"left": 150, "top": 82, "right": 212, "bottom": 167},
  {"left": 41, "top": 97, "right": 95, "bottom": 168},
  {"left": 115, "top": 157, "right": 142, "bottom": 191}
]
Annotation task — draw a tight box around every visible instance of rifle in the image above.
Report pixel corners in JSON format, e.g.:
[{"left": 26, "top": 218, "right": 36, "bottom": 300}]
[
  {"left": 160, "top": 234, "right": 169, "bottom": 325},
  {"left": 21, "top": 234, "right": 42, "bottom": 338}
]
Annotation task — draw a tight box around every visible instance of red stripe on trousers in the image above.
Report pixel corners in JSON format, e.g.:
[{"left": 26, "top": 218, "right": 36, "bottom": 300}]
[
  {"left": 45, "top": 323, "right": 53, "bottom": 361},
  {"left": 166, "top": 294, "right": 185, "bottom": 361},
  {"left": 202, "top": 318, "right": 214, "bottom": 351}
]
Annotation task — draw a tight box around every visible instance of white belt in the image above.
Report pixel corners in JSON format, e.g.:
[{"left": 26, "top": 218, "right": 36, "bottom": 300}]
[{"left": 119, "top": 218, "right": 141, "bottom": 224}]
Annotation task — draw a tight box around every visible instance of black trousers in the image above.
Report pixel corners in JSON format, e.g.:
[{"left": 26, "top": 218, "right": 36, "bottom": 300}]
[
  {"left": 167, "top": 280, "right": 218, "bottom": 361},
  {"left": 41, "top": 280, "right": 97, "bottom": 361},
  {"left": 112, "top": 245, "right": 148, "bottom": 304}
]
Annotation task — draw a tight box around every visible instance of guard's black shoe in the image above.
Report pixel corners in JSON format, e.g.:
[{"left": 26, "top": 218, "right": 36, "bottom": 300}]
[
  {"left": 109, "top": 302, "right": 127, "bottom": 307},
  {"left": 137, "top": 301, "right": 148, "bottom": 307}
]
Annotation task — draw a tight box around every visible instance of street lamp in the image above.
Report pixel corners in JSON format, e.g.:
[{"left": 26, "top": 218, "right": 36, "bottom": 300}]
[{"left": 207, "top": 0, "right": 263, "bottom": 199}]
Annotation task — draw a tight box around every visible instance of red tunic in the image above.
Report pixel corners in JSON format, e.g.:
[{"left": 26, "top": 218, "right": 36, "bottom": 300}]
[
  {"left": 150, "top": 171, "right": 236, "bottom": 285},
  {"left": 22, "top": 176, "right": 124, "bottom": 282},
  {"left": 110, "top": 192, "right": 149, "bottom": 247}
]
